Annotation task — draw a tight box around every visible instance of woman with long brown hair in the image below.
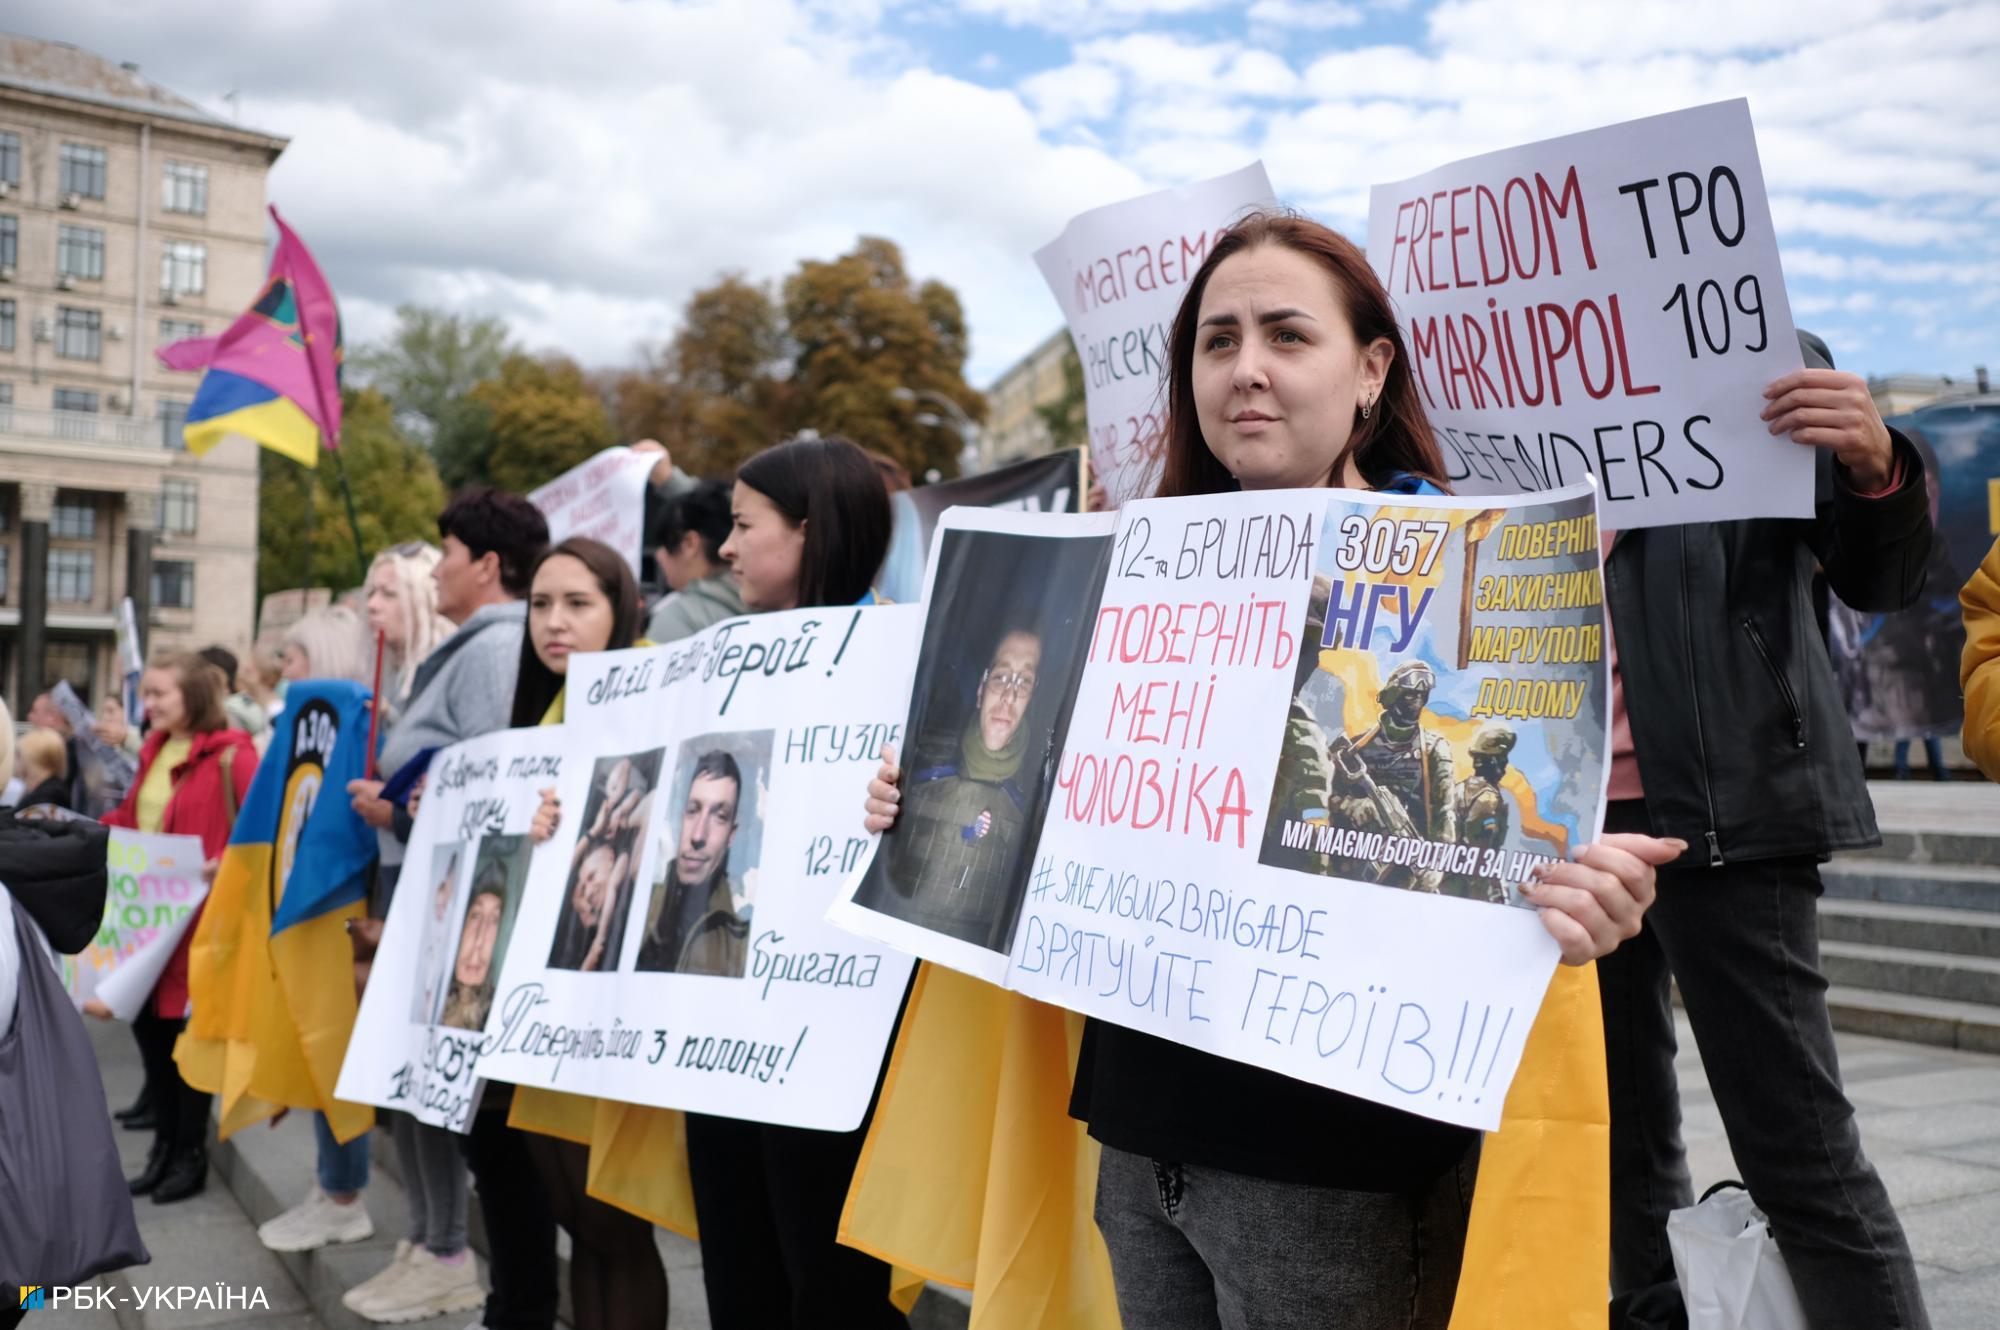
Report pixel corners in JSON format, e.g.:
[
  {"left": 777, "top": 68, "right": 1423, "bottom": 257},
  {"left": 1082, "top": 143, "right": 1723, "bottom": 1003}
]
[
  {"left": 866, "top": 210, "right": 1682, "bottom": 1326},
  {"left": 103, "top": 652, "right": 259, "bottom": 1205}
]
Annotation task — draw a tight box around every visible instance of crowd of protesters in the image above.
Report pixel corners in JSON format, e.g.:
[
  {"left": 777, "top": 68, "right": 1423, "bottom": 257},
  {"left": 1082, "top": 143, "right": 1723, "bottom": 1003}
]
[{"left": 6, "top": 205, "right": 1985, "bottom": 1330}]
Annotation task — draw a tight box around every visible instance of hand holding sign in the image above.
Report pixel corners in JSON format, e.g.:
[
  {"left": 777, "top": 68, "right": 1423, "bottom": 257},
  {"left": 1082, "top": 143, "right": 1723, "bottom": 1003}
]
[{"left": 1761, "top": 369, "right": 1894, "bottom": 490}]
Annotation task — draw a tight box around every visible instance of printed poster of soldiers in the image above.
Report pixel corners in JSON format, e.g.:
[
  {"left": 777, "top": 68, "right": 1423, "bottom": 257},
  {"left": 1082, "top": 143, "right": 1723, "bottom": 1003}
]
[
  {"left": 472, "top": 611, "right": 919, "bottom": 1132},
  {"left": 838, "top": 508, "right": 1117, "bottom": 983},
  {"left": 1261, "top": 486, "right": 1609, "bottom": 906},
  {"left": 836, "top": 488, "right": 1608, "bottom": 1132},
  {"left": 337, "top": 730, "right": 555, "bottom": 1131}
]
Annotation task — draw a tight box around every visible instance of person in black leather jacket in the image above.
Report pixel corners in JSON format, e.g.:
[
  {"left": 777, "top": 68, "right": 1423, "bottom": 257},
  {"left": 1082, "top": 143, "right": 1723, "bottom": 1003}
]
[{"left": 1601, "top": 332, "right": 1933, "bottom": 1329}]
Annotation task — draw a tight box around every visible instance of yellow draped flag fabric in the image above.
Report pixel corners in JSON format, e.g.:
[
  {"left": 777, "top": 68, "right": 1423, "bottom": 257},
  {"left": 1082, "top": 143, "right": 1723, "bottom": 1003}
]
[
  {"left": 838, "top": 960, "right": 1609, "bottom": 1330},
  {"left": 176, "top": 843, "right": 373, "bottom": 1142}
]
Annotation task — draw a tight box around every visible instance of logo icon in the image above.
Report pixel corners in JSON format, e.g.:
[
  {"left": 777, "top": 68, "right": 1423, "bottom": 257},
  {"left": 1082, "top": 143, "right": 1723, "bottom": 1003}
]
[{"left": 19, "top": 1287, "right": 44, "bottom": 1310}]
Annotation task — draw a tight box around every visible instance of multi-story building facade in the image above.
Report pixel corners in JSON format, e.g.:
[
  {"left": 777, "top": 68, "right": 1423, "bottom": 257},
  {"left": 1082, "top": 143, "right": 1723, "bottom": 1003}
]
[
  {"left": 982, "top": 328, "right": 1076, "bottom": 467},
  {"left": 0, "top": 34, "right": 285, "bottom": 711}
]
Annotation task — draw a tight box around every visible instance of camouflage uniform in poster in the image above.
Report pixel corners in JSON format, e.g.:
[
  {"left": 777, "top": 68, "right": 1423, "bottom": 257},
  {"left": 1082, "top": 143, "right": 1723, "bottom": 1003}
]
[{"left": 1443, "top": 721, "right": 1517, "bottom": 902}]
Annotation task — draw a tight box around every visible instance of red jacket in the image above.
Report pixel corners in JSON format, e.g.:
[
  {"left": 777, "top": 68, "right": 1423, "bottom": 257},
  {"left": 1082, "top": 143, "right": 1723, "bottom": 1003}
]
[{"left": 103, "top": 727, "right": 259, "bottom": 1018}]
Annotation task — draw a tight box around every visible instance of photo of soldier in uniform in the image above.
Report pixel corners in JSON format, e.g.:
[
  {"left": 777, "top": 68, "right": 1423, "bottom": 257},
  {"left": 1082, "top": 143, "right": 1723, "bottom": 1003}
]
[
  {"left": 413, "top": 842, "right": 465, "bottom": 1023},
  {"left": 436, "top": 833, "right": 530, "bottom": 1031},
  {"left": 1443, "top": 722, "right": 1517, "bottom": 902},
  {"left": 633, "top": 730, "right": 772, "bottom": 977},
  {"left": 853, "top": 526, "right": 1112, "bottom": 952},
  {"left": 546, "top": 749, "right": 662, "bottom": 972}
]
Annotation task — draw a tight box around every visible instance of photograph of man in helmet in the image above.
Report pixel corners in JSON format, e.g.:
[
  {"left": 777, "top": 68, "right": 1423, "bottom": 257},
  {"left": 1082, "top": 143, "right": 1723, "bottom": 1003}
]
[{"left": 1443, "top": 721, "right": 1517, "bottom": 902}]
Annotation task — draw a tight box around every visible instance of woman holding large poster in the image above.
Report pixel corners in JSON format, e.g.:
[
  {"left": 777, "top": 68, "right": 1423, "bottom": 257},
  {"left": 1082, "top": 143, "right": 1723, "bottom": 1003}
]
[
  {"left": 574, "top": 435, "right": 911, "bottom": 1330},
  {"left": 500, "top": 537, "right": 669, "bottom": 1330},
  {"left": 103, "top": 653, "right": 259, "bottom": 1206},
  {"left": 861, "top": 213, "right": 1679, "bottom": 1327}
]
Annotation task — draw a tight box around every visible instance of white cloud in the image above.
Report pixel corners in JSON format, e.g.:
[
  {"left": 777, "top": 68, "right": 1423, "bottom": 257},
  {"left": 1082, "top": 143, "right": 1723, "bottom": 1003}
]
[
  {"left": 1247, "top": 0, "right": 1365, "bottom": 32},
  {"left": 12, "top": 0, "right": 1159, "bottom": 383}
]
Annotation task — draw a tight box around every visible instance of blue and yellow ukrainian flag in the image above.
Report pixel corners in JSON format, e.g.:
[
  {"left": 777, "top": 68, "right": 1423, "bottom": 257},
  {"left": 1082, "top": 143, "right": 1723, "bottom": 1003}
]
[{"left": 177, "top": 682, "right": 379, "bottom": 1143}]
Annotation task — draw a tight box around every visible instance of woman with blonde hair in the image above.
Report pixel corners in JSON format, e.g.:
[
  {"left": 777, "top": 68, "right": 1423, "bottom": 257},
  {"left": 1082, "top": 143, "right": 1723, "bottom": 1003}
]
[
  {"left": 16, "top": 727, "right": 71, "bottom": 811},
  {"left": 365, "top": 542, "right": 455, "bottom": 713},
  {"left": 281, "top": 604, "right": 374, "bottom": 687},
  {"left": 335, "top": 540, "right": 486, "bottom": 1325}
]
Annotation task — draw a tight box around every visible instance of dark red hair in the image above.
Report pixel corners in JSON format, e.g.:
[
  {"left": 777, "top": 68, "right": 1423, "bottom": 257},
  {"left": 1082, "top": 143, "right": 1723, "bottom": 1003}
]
[{"left": 1155, "top": 209, "right": 1446, "bottom": 498}]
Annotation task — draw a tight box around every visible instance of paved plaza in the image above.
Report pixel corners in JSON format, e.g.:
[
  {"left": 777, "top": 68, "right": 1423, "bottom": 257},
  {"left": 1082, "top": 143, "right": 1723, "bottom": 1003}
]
[{"left": 67, "top": 1006, "right": 2000, "bottom": 1329}]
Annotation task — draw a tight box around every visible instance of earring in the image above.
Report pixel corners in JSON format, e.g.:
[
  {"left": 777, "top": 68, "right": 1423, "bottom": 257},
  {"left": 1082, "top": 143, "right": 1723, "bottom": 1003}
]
[{"left": 1360, "top": 399, "right": 1372, "bottom": 420}]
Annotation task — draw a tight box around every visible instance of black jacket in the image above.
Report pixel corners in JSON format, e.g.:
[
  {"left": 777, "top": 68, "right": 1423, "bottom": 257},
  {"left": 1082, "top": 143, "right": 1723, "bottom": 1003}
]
[
  {"left": 1606, "top": 417, "right": 1930, "bottom": 865},
  {"left": 0, "top": 807, "right": 109, "bottom": 953}
]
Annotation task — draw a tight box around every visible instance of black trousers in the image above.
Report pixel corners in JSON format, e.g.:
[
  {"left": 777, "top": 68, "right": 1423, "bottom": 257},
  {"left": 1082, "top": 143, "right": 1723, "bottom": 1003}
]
[
  {"left": 460, "top": 1105, "right": 560, "bottom": 1330},
  {"left": 1596, "top": 800, "right": 1930, "bottom": 1330},
  {"left": 684, "top": 1113, "right": 908, "bottom": 1330},
  {"left": 130, "top": 1007, "right": 208, "bottom": 1154}
]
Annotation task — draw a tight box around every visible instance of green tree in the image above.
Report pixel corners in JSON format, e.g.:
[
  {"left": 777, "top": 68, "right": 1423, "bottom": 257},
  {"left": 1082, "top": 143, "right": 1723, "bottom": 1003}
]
[
  {"left": 257, "top": 388, "right": 448, "bottom": 598},
  {"left": 600, "top": 276, "right": 792, "bottom": 475},
  {"left": 1036, "top": 342, "right": 1088, "bottom": 450},
  {"left": 349, "top": 305, "right": 514, "bottom": 440},
  {"left": 783, "top": 237, "right": 984, "bottom": 477},
  {"left": 449, "top": 354, "right": 618, "bottom": 495}
]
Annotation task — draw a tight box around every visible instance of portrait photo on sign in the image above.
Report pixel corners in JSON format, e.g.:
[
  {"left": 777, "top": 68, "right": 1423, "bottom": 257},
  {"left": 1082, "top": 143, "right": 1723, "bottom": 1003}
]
[
  {"left": 435, "top": 832, "right": 530, "bottom": 1031},
  {"left": 631, "top": 729, "right": 772, "bottom": 978},
  {"left": 546, "top": 748, "right": 663, "bottom": 972},
  {"left": 1259, "top": 492, "right": 1607, "bottom": 906},
  {"left": 413, "top": 841, "right": 467, "bottom": 1023},
  {"left": 852, "top": 526, "right": 1113, "bottom": 951}
]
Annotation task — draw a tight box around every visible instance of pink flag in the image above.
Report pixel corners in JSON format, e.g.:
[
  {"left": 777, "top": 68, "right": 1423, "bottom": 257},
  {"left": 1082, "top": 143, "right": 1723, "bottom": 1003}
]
[
  {"left": 269, "top": 206, "right": 345, "bottom": 446},
  {"left": 155, "top": 334, "right": 220, "bottom": 373}
]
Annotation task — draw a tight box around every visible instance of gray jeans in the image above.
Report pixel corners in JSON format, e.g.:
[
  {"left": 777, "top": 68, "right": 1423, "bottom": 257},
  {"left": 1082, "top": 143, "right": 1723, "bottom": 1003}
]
[
  {"left": 1093, "top": 1142, "right": 1475, "bottom": 1330},
  {"left": 389, "top": 1110, "right": 471, "bottom": 1255},
  {"left": 1597, "top": 801, "right": 1930, "bottom": 1330}
]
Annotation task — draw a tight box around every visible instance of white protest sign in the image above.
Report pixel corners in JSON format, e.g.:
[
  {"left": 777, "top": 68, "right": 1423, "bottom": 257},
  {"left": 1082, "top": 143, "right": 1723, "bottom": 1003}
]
[
  {"left": 1368, "top": 99, "right": 1807, "bottom": 528},
  {"left": 1035, "top": 163, "right": 1277, "bottom": 506},
  {"left": 473, "top": 609, "right": 920, "bottom": 1131},
  {"left": 530, "top": 446, "right": 659, "bottom": 576},
  {"left": 833, "top": 486, "right": 1609, "bottom": 1131},
  {"left": 64, "top": 828, "right": 209, "bottom": 1021},
  {"left": 337, "top": 732, "right": 554, "bottom": 1130}
]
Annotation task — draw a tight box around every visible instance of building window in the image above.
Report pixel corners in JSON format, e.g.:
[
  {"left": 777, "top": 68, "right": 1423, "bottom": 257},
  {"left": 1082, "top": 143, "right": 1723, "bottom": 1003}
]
[
  {"left": 160, "top": 241, "right": 206, "bottom": 297},
  {"left": 162, "top": 161, "right": 207, "bottom": 215},
  {"left": 48, "top": 550, "right": 94, "bottom": 603},
  {"left": 0, "top": 214, "right": 15, "bottom": 269},
  {"left": 160, "top": 399, "right": 190, "bottom": 451},
  {"left": 162, "top": 477, "right": 198, "bottom": 532},
  {"left": 43, "top": 640, "right": 94, "bottom": 699},
  {"left": 152, "top": 559, "right": 195, "bottom": 609},
  {"left": 0, "top": 131, "right": 19, "bottom": 186},
  {"left": 59, "top": 143, "right": 108, "bottom": 200},
  {"left": 52, "top": 494, "right": 97, "bottom": 540},
  {"left": 0, "top": 543, "right": 8, "bottom": 605},
  {"left": 52, "top": 388, "right": 98, "bottom": 439},
  {"left": 55, "top": 307, "right": 101, "bottom": 360},
  {"left": 0, "top": 298, "right": 13, "bottom": 353},
  {"left": 57, "top": 225, "right": 105, "bottom": 281},
  {"left": 159, "top": 317, "right": 202, "bottom": 342}
]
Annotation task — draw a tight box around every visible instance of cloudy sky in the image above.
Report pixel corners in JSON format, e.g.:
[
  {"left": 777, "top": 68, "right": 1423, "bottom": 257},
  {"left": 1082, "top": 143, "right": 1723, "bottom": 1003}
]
[{"left": 16, "top": 0, "right": 1999, "bottom": 387}]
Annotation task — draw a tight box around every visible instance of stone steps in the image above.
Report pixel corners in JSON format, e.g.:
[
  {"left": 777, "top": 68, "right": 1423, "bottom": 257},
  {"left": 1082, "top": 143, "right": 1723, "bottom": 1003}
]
[
  {"left": 1821, "top": 939, "right": 2000, "bottom": 1009},
  {"left": 1819, "top": 898, "right": 2000, "bottom": 959},
  {"left": 1817, "top": 781, "right": 2000, "bottom": 1051}
]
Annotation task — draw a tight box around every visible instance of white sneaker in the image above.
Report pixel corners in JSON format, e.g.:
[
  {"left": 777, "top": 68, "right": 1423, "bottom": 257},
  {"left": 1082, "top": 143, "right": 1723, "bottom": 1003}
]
[
  {"left": 257, "top": 1187, "right": 375, "bottom": 1252},
  {"left": 356, "top": 1248, "right": 485, "bottom": 1324},
  {"left": 342, "top": 1239, "right": 416, "bottom": 1314}
]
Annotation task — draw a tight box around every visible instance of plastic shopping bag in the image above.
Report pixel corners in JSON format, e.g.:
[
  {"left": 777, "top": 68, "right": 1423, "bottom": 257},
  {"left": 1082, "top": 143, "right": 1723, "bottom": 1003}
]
[{"left": 1666, "top": 1182, "right": 1807, "bottom": 1330}]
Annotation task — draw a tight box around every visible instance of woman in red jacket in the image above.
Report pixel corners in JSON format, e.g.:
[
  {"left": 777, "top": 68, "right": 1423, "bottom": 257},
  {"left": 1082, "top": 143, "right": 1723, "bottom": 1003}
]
[{"left": 104, "top": 651, "right": 258, "bottom": 1204}]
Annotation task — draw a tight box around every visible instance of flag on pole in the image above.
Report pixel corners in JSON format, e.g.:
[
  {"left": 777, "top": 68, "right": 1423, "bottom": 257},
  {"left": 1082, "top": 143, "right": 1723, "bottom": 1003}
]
[{"left": 178, "top": 206, "right": 344, "bottom": 467}]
